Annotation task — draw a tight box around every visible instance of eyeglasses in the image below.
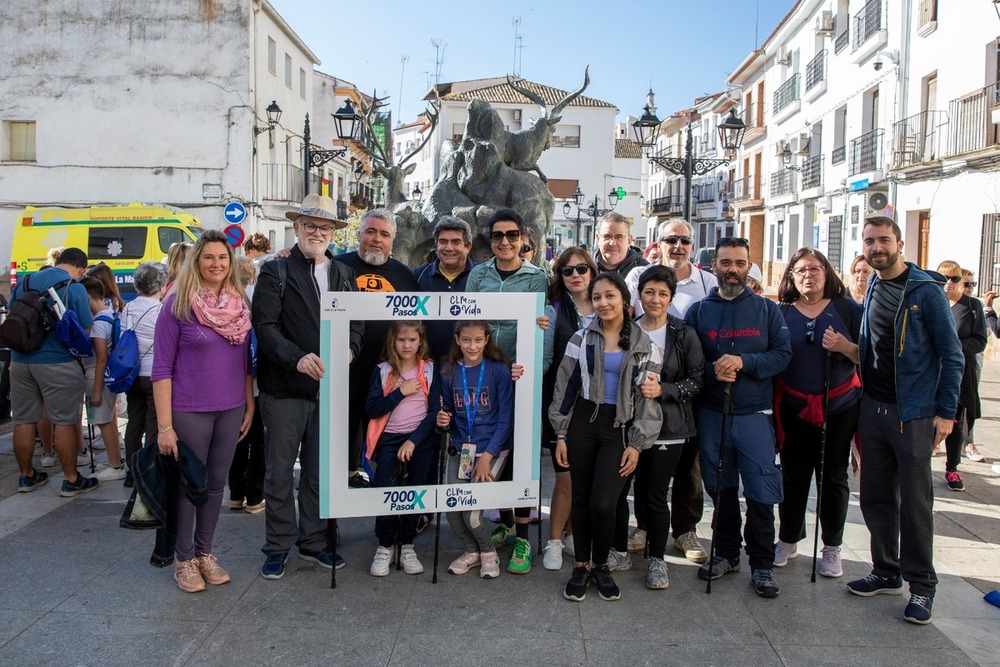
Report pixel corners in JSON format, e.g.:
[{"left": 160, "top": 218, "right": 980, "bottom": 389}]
[
  {"left": 560, "top": 264, "right": 590, "bottom": 277},
  {"left": 489, "top": 230, "right": 521, "bottom": 244},
  {"left": 805, "top": 317, "right": 816, "bottom": 345},
  {"left": 301, "top": 221, "right": 334, "bottom": 235},
  {"left": 963, "top": 281, "right": 977, "bottom": 288},
  {"left": 717, "top": 237, "right": 750, "bottom": 249},
  {"left": 659, "top": 235, "right": 693, "bottom": 246},
  {"left": 599, "top": 234, "right": 629, "bottom": 244},
  {"left": 792, "top": 266, "right": 823, "bottom": 277},
  {"left": 944, "top": 275, "right": 962, "bottom": 284}
]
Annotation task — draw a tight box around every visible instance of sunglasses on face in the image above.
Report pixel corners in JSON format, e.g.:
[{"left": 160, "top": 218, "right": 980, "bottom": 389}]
[
  {"left": 659, "top": 235, "right": 693, "bottom": 246},
  {"left": 489, "top": 230, "right": 521, "bottom": 244},
  {"left": 944, "top": 275, "right": 962, "bottom": 284},
  {"left": 964, "top": 281, "right": 976, "bottom": 288},
  {"left": 560, "top": 264, "right": 590, "bottom": 277}
]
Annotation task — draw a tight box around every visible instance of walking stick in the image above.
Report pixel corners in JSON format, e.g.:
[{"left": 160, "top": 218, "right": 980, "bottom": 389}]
[
  {"left": 707, "top": 383, "right": 732, "bottom": 595},
  {"left": 85, "top": 394, "right": 96, "bottom": 474},
  {"left": 432, "top": 398, "right": 449, "bottom": 584},
  {"left": 811, "top": 351, "right": 832, "bottom": 583},
  {"left": 327, "top": 518, "right": 338, "bottom": 589}
]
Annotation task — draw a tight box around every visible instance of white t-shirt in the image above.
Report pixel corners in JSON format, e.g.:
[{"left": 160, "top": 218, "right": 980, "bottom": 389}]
[
  {"left": 314, "top": 258, "right": 331, "bottom": 291},
  {"left": 83, "top": 307, "right": 117, "bottom": 374},
  {"left": 626, "top": 263, "right": 718, "bottom": 318}
]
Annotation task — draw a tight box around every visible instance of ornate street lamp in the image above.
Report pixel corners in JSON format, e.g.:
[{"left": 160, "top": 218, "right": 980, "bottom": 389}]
[
  {"left": 563, "top": 189, "right": 620, "bottom": 247},
  {"left": 253, "top": 100, "right": 282, "bottom": 136},
  {"left": 633, "top": 91, "right": 747, "bottom": 222},
  {"left": 303, "top": 99, "right": 360, "bottom": 196}
]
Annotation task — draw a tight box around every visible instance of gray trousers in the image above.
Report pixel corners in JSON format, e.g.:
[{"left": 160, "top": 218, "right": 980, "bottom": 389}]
[
  {"left": 859, "top": 396, "right": 938, "bottom": 596},
  {"left": 260, "top": 393, "right": 326, "bottom": 555},
  {"left": 445, "top": 450, "right": 508, "bottom": 553}
]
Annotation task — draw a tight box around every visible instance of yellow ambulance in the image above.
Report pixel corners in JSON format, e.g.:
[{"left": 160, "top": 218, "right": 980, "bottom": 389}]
[{"left": 10, "top": 203, "right": 203, "bottom": 298}]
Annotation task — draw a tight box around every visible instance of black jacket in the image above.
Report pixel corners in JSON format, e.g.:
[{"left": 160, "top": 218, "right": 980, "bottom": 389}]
[
  {"left": 653, "top": 316, "right": 704, "bottom": 441},
  {"left": 595, "top": 247, "right": 648, "bottom": 278},
  {"left": 252, "top": 245, "right": 364, "bottom": 400}
]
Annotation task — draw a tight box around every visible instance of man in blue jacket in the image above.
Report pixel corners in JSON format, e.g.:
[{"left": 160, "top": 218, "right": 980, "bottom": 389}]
[
  {"left": 848, "top": 216, "right": 963, "bottom": 625},
  {"left": 686, "top": 237, "right": 791, "bottom": 598}
]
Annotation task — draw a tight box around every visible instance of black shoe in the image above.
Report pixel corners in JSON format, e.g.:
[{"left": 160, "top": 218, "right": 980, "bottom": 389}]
[
  {"left": 847, "top": 573, "right": 904, "bottom": 596},
  {"left": 751, "top": 568, "right": 780, "bottom": 598},
  {"left": 348, "top": 473, "right": 372, "bottom": 488},
  {"left": 563, "top": 566, "right": 591, "bottom": 601},
  {"left": 123, "top": 472, "right": 134, "bottom": 488},
  {"left": 904, "top": 594, "right": 934, "bottom": 624},
  {"left": 150, "top": 553, "right": 174, "bottom": 568},
  {"left": 591, "top": 564, "right": 621, "bottom": 601},
  {"left": 697, "top": 555, "right": 740, "bottom": 581}
]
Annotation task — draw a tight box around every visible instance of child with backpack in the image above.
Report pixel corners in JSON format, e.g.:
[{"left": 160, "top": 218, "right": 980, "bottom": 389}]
[
  {"left": 435, "top": 321, "right": 515, "bottom": 580},
  {"left": 364, "top": 321, "right": 441, "bottom": 577},
  {"left": 80, "top": 277, "right": 127, "bottom": 481}
]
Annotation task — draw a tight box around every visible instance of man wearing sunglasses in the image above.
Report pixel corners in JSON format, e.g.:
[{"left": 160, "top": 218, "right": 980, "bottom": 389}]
[
  {"left": 594, "top": 212, "right": 647, "bottom": 278},
  {"left": 622, "top": 219, "right": 717, "bottom": 566},
  {"left": 849, "top": 216, "right": 963, "bottom": 625},
  {"left": 626, "top": 220, "right": 718, "bottom": 319},
  {"left": 686, "top": 236, "right": 791, "bottom": 599}
]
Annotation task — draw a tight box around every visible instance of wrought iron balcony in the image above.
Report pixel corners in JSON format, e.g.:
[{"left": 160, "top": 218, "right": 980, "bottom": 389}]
[
  {"left": 770, "top": 170, "right": 795, "bottom": 197},
  {"left": 832, "top": 145, "right": 846, "bottom": 165},
  {"left": 801, "top": 154, "right": 823, "bottom": 189},
  {"left": 337, "top": 199, "right": 349, "bottom": 219},
  {"left": 944, "top": 83, "right": 1000, "bottom": 158},
  {"left": 849, "top": 128, "right": 884, "bottom": 175},
  {"left": 852, "top": 0, "right": 882, "bottom": 52},
  {"left": 693, "top": 181, "right": 718, "bottom": 203},
  {"left": 805, "top": 50, "right": 827, "bottom": 92},
  {"left": 742, "top": 102, "right": 765, "bottom": 130},
  {"left": 891, "top": 110, "right": 947, "bottom": 168},
  {"left": 773, "top": 74, "right": 801, "bottom": 115},
  {"left": 732, "top": 175, "right": 759, "bottom": 201},
  {"left": 263, "top": 163, "right": 319, "bottom": 203},
  {"left": 834, "top": 28, "right": 850, "bottom": 54}
]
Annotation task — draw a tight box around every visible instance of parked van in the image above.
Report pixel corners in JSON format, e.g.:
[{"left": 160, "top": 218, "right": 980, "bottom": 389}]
[{"left": 10, "top": 203, "right": 203, "bottom": 298}]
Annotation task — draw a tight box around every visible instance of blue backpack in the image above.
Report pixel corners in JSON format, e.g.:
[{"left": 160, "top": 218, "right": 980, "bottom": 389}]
[
  {"left": 94, "top": 311, "right": 122, "bottom": 353},
  {"left": 47, "top": 282, "right": 94, "bottom": 359},
  {"left": 104, "top": 306, "right": 155, "bottom": 394}
]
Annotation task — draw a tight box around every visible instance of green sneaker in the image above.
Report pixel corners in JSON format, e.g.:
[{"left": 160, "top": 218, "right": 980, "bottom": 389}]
[
  {"left": 491, "top": 524, "right": 515, "bottom": 550},
  {"left": 507, "top": 537, "right": 533, "bottom": 574}
]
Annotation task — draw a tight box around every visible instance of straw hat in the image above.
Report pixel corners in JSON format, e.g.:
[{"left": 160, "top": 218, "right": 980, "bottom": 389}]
[{"left": 285, "top": 193, "right": 347, "bottom": 228}]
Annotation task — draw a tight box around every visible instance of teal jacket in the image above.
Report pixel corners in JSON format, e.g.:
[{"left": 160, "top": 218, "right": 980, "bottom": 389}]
[
  {"left": 465, "top": 258, "right": 547, "bottom": 361},
  {"left": 860, "top": 262, "right": 963, "bottom": 423}
]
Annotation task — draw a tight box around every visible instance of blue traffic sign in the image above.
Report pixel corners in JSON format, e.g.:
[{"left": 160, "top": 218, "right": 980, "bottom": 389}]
[
  {"left": 224, "top": 201, "right": 247, "bottom": 224},
  {"left": 224, "top": 224, "right": 246, "bottom": 247}
]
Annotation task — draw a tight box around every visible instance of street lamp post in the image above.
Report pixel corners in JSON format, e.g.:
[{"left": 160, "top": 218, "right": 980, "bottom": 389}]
[
  {"left": 302, "top": 99, "right": 360, "bottom": 196},
  {"left": 562, "top": 186, "right": 620, "bottom": 247},
  {"left": 632, "top": 97, "right": 747, "bottom": 224}
]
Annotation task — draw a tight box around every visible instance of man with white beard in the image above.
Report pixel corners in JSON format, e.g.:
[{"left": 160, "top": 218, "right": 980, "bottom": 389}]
[
  {"left": 335, "top": 209, "right": 420, "bottom": 488},
  {"left": 626, "top": 220, "right": 717, "bottom": 319}
]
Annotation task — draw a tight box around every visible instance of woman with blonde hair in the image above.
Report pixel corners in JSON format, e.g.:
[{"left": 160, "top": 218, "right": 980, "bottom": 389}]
[
  {"left": 847, "top": 255, "right": 872, "bottom": 304},
  {"left": 164, "top": 241, "right": 192, "bottom": 294},
  {"left": 153, "top": 229, "right": 254, "bottom": 592}
]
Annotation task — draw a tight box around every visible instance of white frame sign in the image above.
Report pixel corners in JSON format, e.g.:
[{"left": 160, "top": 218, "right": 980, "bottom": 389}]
[{"left": 319, "top": 291, "right": 544, "bottom": 518}]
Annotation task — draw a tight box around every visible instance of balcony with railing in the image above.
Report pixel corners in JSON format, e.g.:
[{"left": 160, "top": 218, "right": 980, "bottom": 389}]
[
  {"left": 649, "top": 195, "right": 684, "bottom": 216},
  {"left": 890, "top": 110, "right": 947, "bottom": 169},
  {"left": 834, "top": 27, "right": 850, "bottom": 54},
  {"left": 741, "top": 102, "right": 766, "bottom": 144},
  {"left": 848, "top": 128, "right": 884, "bottom": 176},
  {"left": 732, "top": 175, "right": 761, "bottom": 202},
  {"left": 773, "top": 74, "right": 801, "bottom": 119},
  {"left": 263, "top": 163, "right": 320, "bottom": 203},
  {"left": 943, "top": 83, "right": 1000, "bottom": 159},
  {"left": 693, "top": 181, "right": 718, "bottom": 203},
  {"left": 337, "top": 199, "right": 349, "bottom": 219},
  {"left": 832, "top": 145, "right": 846, "bottom": 164},
  {"left": 801, "top": 154, "right": 823, "bottom": 190},
  {"left": 770, "top": 170, "right": 795, "bottom": 197},
  {"left": 805, "top": 50, "right": 827, "bottom": 98},
  {"left": 852, "top": 0, "right": 882, "bottom": 51}
]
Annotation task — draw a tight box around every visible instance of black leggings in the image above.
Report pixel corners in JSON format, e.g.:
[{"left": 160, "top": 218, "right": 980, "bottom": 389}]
[
  {"left": 567, "top": 400, "right": 629, "bottom": 566},
  {"left": 945, "top": 405, "right": 967, "bottom": 473}
]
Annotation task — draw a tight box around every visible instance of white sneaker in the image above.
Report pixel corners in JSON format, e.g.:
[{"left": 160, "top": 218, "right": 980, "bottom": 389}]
[
  {"left": 76, "top": 449, "right": 91, "bottom": 466},
  {"left": 94, "top": 464, "right": 127, "bottom": 482},
  {"left": 607, "top": 549, "right": 633, "bottom": 572},
  {"left": 370, "top": 546, "right": 393, "bottom": 577},
  {"left": 818, "top": 545, "right": 843, "bottom": 578},
  {"left": 542, "top": 539, "right": 564, "bottom": 570},
  {"left": 399, "top": 544, "right": 423, "bottom": 575},
  {"left": 40, "top": 454, "right": 57, "bottom": 468},
  {"left": 773, "top": 540, "right": 798, "bottom": 567},
  {"left": 627, "top": 527, "right": 647, "bottom": 553}
]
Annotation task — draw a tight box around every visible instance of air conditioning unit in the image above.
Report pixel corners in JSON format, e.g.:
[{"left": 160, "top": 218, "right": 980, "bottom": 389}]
[
  {"left": 512, "top": 109, "right": 522, "bottom": 122},
  {"left": 777, "top": 47, "right": 792, "bottom": 66},
  {"left": 816, "top": 11, "right": 835, "bottom": 34},
  {"left": 865, "top": 186, "right": 890, "bottom": 217}
]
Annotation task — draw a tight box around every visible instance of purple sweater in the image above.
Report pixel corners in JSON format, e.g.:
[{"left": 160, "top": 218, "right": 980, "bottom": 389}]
[{"left": 151, "top": 294, "right": 249, "bottom": 412}]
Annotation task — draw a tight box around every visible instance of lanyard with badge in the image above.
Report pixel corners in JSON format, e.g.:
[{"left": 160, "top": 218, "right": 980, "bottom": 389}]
[{"left": 458, "top": 360, "right": 485, "bottom": 480}]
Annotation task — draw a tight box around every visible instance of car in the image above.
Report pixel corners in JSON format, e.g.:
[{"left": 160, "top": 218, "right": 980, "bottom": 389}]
[{"left": 695, "top": 247, "right": 715, "bottom": 270}]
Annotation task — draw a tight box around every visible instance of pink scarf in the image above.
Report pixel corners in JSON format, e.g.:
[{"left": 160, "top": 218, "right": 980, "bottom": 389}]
[{"left": 191, "top": 287, "right": 251, "bottom": 345}]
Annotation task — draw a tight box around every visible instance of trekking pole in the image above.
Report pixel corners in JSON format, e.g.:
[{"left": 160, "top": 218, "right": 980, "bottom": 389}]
[
  {"left": 327, "top": 518, "right": 338, "bottom": 590},
  {"left": 707, "top": 383, "right": 732, "bottom": 595},
  {"left": 432, "top": 398, "right": 449, "bottom": 584},
  {"left": 85, "top": 392, "right": 96, "bottom": 474},
  {"left": 811, "top": 351, "right": 832, "bottom": 583}
]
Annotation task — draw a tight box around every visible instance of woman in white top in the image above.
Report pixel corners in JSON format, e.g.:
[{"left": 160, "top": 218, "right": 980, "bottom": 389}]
[{"left": 122, "top": 262, "right": 168, "bottom": 488}]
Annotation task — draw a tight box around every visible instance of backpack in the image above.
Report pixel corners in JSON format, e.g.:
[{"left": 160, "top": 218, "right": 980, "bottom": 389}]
[
  {"left": 104, "top": 305, "right": 156, "bottom": 394},
  {"left": 48, "top": 284, "right": 94, "bottom": 359},
  {"left": 0, "top": 275, "right": 69, "bottom": 354}
]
